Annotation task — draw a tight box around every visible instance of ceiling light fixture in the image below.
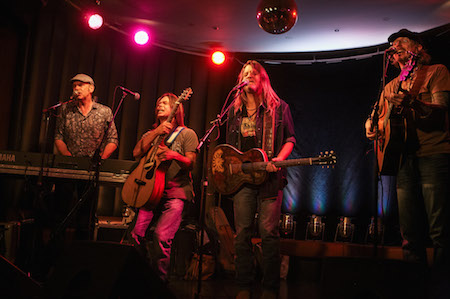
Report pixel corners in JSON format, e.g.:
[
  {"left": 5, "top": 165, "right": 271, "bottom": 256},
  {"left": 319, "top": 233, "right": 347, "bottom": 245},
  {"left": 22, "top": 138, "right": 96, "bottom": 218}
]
[
  {"left": 134, "top": 30, "right": 150, "bottom": 46},
  {"left": 211, "top": 51, "right": 226, "bottom": 65},
  {"left": 87, "top": 13, "right": 103, "bottom": 30},
  {"left": 256, "top": 0, "right": 298, "bottom": 34}
]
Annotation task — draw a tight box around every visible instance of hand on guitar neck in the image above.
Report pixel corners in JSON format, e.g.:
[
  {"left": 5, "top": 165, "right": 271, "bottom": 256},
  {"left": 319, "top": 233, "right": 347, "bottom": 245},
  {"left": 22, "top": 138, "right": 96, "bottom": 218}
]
[
  {"left": 155, "top": 121, "right": 174, "bottom": 135},
  {"left": 266, "top": 160, "right": 279, "bottom": 172},
  {"left": 266, "top": 141, "right": 295, "bottom": 172},
  {"left": 133, "top": 122, "right": 173, "bottom": 158}
]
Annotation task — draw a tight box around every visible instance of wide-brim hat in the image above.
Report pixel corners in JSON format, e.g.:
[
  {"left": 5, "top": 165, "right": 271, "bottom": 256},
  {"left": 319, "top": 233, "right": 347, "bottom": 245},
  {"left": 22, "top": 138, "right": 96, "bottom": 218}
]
[
  {"left": 388, "top": 29, "right": 424, "bottom": 46},
  {"left": 70, "top": 73, "right": 95, "bottom": 85}
]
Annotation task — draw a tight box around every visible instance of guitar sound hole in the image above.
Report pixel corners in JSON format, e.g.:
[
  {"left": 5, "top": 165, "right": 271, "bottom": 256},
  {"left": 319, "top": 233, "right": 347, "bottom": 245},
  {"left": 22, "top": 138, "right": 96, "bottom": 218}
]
[{"left": 241, "top": 161, "right": 252, "bottom": 174}]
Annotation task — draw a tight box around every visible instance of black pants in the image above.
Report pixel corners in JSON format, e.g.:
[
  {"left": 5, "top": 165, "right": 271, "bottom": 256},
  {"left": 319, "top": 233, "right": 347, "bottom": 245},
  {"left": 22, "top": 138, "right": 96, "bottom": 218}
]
[{"left": 53, "top": 180, "right": 98, "bottom": 240}]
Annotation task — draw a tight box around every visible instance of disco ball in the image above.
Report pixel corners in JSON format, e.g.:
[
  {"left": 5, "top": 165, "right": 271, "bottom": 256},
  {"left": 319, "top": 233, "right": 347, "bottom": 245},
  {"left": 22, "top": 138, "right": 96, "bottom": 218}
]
[{"left": 256, "top": 0, "right": 298, "bottom": 34}]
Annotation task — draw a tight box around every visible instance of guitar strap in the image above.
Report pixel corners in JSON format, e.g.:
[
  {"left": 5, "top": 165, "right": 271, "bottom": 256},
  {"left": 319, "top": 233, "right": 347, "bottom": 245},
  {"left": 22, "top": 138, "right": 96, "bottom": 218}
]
[
  {"left": 402, "top": 65, "right": 429, "bottom": 153},
  {"left": 262, "top": 108, "right": 275, "bottom": 159},
  {"left": 407, "top": 65, "right": 428, "bottom": 101},
  {"left": 166, "top": 126, "right": 185, "bottom": 147},
  {"left": 403, "top": 65, "right": 429, "bottom": 123}
]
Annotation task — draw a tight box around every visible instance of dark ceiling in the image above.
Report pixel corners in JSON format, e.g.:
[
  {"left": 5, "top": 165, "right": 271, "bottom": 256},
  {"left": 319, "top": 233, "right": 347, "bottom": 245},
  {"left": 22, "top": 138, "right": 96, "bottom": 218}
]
[{"left": 70, "top": 0, "right": 450, "bottom": 54}]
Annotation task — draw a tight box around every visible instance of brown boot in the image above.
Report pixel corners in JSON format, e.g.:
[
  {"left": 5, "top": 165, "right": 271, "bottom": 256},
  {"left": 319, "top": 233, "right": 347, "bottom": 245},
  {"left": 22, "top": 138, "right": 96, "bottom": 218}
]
[{"left": 236, "top": 289, "right": 251, "bottom": 299}]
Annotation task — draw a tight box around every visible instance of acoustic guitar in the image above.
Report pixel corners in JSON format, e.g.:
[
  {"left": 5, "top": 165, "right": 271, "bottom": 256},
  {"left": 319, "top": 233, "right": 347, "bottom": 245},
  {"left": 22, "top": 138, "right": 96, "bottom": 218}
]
[
  {"left": 376, "top": 52, "right": 418, "bottom": 175},
  {"left": 209, "top": 144, "right": 336, "bottom": 195},
  {"left": 121, "top": 88, "right": 193, "bottom": 209}
]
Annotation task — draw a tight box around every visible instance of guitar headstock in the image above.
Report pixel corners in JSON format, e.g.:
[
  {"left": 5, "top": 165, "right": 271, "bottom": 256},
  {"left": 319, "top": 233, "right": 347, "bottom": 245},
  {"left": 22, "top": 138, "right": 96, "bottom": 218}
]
[
  {"left": 399, "top": 51, "right": 418, "bottom": 82},
  {"left": 176, "top": 87, "right": 193, "bottom": 104},
  {"left": 318, "top": 151, "right": 337, "bottom": 168},
  {"left": 166, "top": 88, "right": 193, "bottom": 123}
]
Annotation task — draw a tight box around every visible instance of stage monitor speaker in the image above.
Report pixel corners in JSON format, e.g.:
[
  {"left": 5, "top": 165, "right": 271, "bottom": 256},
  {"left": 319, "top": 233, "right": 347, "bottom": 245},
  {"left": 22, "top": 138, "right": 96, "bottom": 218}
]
[
  {"left": 0, "top": 254, "right": 42, "bottom": 298},
  {"left": 320, "top": 257, "right": 427, "bottom": 299},
  {"left": 44, "top": 241, "right": 176, "bottom": 299}
]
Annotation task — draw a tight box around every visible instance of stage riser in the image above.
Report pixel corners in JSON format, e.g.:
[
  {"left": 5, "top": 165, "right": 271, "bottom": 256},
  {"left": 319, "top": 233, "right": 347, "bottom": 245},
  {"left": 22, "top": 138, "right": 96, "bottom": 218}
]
[{"left": 287, "top": 256, "right": 427, "bottom": 299}]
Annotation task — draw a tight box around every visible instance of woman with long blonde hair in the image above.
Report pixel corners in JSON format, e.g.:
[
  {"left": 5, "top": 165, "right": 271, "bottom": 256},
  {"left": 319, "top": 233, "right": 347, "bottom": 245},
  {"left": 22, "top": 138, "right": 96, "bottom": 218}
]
[{"left": 226, "top": 60, "right": 296, "bottom": 299}]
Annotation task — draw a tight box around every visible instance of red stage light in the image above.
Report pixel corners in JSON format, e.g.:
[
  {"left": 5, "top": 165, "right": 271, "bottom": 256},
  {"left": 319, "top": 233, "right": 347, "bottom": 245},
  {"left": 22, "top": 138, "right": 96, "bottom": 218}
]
[
  {"left": 134, "top": 30, "right": 150, "bottom": 45},
  {"left": 87, "top": 14, "right": 103, "bottom": 30},
  {"left": 211, "top": 51, "right": 226, "bottom": 65}
]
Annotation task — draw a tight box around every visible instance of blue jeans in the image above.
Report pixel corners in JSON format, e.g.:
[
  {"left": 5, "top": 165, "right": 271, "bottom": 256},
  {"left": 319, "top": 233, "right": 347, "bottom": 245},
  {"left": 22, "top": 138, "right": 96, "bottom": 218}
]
[
  {"left": 396, "top": 153, "right": 450, "bottom": 268},
  {"left": 233, "top": 187, "right": 282, "bottom": 292},
  {"left": 132, "top": 198, "right": 185, "bottom": 280}
]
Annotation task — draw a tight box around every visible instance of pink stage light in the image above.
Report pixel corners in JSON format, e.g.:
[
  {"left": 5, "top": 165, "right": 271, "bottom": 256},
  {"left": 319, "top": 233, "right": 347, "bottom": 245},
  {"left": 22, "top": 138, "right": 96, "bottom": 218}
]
[
  {"left": 134, "top": 30, "right": 150, "bottom": 45},
  {"left": 87, "top": 14, "right": 103, "bottom": 30},
  {"left": 211, "top": 51, "right": 226, "bottom": 65}
]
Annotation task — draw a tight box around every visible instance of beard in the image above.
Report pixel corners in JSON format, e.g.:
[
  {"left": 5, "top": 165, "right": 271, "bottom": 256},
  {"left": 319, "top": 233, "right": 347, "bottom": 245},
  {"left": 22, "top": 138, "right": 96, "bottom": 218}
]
[
  {"left": 244, "top": 84, "right": 261, "bottom": 95},
  {"left": 389, "top": 51, "right": 410, "bottom": 69}
]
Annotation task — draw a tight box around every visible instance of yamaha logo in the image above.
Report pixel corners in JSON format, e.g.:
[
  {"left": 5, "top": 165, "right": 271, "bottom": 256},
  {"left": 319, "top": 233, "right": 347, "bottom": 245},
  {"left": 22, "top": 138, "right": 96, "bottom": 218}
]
[{"left": 0, "top": 153, "right": 15, "bottom": 163}]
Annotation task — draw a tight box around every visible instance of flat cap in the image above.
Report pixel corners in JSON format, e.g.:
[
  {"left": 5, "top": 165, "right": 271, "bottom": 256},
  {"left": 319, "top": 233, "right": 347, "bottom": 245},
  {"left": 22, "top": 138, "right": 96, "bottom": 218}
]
[{"left": 70, "top": 73, "right": 95, "bottom": 85}]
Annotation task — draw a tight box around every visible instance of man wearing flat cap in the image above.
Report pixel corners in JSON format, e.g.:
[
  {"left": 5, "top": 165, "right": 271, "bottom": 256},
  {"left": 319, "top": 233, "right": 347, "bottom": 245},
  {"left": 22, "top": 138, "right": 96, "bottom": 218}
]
[
  {"left": 365, "top": 29, "right": 450, "bottom": 283},
  {"left": 55, "top": 73, "right": 118, "bottom": 159},
  {"left": 53, "top": 73, "right": 119, "bottom": 239}
]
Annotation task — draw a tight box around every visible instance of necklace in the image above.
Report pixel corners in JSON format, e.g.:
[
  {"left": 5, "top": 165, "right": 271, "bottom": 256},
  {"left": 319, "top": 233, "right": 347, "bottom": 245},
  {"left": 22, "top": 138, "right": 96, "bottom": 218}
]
[{"left": 247, "top": 109, "right": 257, "bottom": 118}]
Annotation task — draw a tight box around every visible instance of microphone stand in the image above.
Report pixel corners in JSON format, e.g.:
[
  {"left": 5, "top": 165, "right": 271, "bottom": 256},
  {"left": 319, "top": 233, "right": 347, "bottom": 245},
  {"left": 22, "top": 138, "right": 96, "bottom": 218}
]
[
  {"left": 29, "top": 103, "right": 59, "bottom": 276},
  {"left": 369, "top": 52, "right": 392, "bottom": 256},
  {"left": 31, "top": 98, "right": 81, "bottom": 280},
  {"left": 194, "top": 89, "right": 238, "bottom": 299},
  {"left": 50, "top": 93, "right": 126, "bottom": 242},
  {"left": 370, "top": 100, "right": 380, "bottom": 257},
  {"left": 38, "top": 99, "right": 77, "bottom": 186},
  {"left": 36, "top": 99, "right": 77, "bottom": 222}
]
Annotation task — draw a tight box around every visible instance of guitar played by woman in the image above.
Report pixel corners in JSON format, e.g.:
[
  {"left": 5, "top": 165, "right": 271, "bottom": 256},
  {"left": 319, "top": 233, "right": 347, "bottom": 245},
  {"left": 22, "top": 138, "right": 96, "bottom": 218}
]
[{"left": 129, "top": 92, "right": 198, "bottom": 282}]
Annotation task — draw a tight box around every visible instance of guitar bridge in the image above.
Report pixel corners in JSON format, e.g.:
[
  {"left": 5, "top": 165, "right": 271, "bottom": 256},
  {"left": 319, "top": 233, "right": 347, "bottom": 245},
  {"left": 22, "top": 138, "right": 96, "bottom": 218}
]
[{"left": 134, "top": 179, "right": 146, "bottom": 186}]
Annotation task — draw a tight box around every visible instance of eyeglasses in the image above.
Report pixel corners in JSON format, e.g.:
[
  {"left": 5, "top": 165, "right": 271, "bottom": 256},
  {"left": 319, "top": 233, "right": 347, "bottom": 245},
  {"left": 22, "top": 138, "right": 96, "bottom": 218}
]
[{"left": 390, "top": 37, "right": 411, "bottom": 47}]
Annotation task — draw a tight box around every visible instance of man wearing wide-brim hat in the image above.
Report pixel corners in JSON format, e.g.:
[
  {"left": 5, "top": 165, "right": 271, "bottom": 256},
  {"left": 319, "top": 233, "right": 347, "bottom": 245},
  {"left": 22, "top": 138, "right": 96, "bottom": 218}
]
[{"left": 365, "top": 29, "right": 450, "bottom": 294}]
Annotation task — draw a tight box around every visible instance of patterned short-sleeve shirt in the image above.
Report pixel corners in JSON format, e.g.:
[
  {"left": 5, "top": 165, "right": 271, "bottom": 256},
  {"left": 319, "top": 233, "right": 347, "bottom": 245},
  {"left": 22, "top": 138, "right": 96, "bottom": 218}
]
[{"left": 55, "top": 101, "right": 119, "bottom": 157}]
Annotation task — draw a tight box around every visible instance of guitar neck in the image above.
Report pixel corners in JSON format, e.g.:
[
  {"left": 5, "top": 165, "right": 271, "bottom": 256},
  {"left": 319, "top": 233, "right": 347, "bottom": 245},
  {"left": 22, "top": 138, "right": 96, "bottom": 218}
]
[
  {"left": 143, "top": 102, "right": 181, "bottom": 161},
  {"left": 166, "top": 102, "right": 180, "bottom": 124},
  {"left": 153, "top": 101, "right": 184, "bottom": 145},
  {"left": 273, "top": 158, "right": 322, "bottom": 168},
  {"left": 244, "top": 157, "right": 327, "bottom": 171},
  {"left": 381, "top": 54, "right": 418, "bottom": 124}
]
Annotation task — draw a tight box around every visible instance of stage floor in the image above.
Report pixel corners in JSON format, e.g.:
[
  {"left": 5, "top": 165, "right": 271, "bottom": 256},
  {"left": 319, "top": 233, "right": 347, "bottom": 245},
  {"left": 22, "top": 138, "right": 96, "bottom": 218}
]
[
  {"left": 168, "top": 277, "right": 317, "bottom": 299},
  {"left": 166, "top": 238, "right": 444, "bottom": 299},
  {"left": 0, "top": 222, "right": 444, "bottom": 299}
]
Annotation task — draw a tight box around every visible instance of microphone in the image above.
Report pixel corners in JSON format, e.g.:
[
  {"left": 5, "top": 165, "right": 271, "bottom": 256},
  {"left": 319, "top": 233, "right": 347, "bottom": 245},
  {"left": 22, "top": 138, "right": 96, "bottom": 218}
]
[
  {"left": 118, "top": 86, "right": 141, "bottom": 100},
  {"left": 70, "top": 91, "right": 79, "bottom": 100},
  {"left": 385, "top": 46, "right": 397, "bottom": 55},
  {"left": 232, "top": 80, "right": 249, "bottom": 91}
]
